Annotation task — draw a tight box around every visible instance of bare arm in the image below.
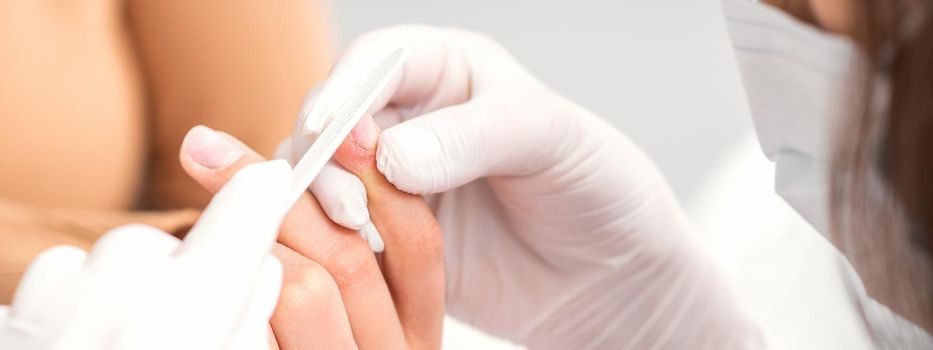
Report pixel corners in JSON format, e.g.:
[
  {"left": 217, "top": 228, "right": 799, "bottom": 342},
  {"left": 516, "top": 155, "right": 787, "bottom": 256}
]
[
  {"left": 127, "top": 0, "right": 336, "bottom": 209},
  {"left": 0, "top": 198, "right": 199, "bottom": 303}
]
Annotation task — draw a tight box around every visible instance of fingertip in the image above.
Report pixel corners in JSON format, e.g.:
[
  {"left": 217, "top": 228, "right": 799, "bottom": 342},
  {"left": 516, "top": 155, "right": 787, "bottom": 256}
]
[
  {"left": 338, "top": 200, "right": 370, "bottom": 231},
  {"left": 360, "top": 222, "right": 385, "bottom": 253},
  {"left": 301, "top": 106, "right": 329, "bottom": 139},
  {"left": 319, "top": 194, "right": 369, "bottom": 231},
  {"left": 375, "top": 127, "right": 440, "bottom": 195},
  {"left": 11, "top": 245, "right": 87, "bottom": 320},
  {"left": 180, "top": 126, "right": 269, "bottom": 195},
  {"left": 302, "top": 119, "right": 322, "bottom": 139},
  {"left": 34, "top": 245, "right": 88, "bottom": 261},
  {"left": 181, "top": 125, "right": 245, "bottom": 170},
  {"left": 273, "top": 137, "right": 294, "bottom": 164},
  {"left": 85, "top": 224, "right": 179, "bottom": 268},
  {"left": 309, "top": 162, "right": 371, "bottom": 230},
  {"left": 375, "top": 140, "right": 399, "bottom": 187}
]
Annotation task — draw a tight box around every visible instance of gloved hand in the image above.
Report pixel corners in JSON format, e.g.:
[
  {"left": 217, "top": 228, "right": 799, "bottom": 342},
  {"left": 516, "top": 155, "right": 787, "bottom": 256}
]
[
  {"left": 284, "top": 25, "right": 763, "bottom": 348},
  {"left": 0, "top": 160, "right": 291, "bottom": 350}
]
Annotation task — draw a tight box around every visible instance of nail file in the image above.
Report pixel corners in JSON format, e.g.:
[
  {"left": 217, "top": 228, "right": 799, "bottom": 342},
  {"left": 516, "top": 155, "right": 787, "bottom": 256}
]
[{"left": 288, "top": 48, "right": 406, "bottom": 206}]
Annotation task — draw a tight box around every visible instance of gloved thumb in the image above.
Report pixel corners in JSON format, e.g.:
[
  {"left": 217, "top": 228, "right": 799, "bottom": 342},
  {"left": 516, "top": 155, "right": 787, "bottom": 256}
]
[{"left": 376, "top": 95, "right": 573, "bottom": 195}]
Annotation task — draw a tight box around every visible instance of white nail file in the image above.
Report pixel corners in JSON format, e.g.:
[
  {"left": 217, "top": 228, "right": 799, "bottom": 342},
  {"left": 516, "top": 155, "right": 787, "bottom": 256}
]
[
  {"left": 287, "top": 49, "right": 405, "bottom": 253},
  {"left": 288, "top": 48, "right": 405, "bottom": 205}
]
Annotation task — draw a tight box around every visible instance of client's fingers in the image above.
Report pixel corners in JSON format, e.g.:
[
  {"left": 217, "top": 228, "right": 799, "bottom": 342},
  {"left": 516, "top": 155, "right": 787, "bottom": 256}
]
[
  {"left": 334, "top": 116, "right": 445, "bottom": 349},
  {"left": 180, "top": 125, "right": 406, "bottom": 349},
  {"left": 271, "top": 244, "right": 356, "bottom": 350}
]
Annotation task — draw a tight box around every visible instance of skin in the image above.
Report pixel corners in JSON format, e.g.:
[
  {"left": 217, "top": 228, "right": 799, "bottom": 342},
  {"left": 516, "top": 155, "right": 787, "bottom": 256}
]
[
  {"left": 1, "top": 1, "right": 446, "bottom": 347},
  {"left": 178, "top": 119, "right": 445, "bottom": 349},
  {"left": 4, "top": 0, "right": 918, "bottom": 346},
  {"left": 0, "top": 0, "right": 334, "bottom": 210},
  {"left": 0, "top": 1, "right": 333, "bottom": 300},
  {"left": 0, "top": 201, "right": 199, "bottom": 302}
]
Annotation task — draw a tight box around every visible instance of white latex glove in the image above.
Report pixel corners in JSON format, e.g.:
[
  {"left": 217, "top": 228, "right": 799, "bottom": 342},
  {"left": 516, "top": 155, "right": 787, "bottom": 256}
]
[
  {"left": 285, "top": 25, "right": 763, "bottom": 349},
  {"left": 0, "top": 160, "right": 291, "bottom": 350}
]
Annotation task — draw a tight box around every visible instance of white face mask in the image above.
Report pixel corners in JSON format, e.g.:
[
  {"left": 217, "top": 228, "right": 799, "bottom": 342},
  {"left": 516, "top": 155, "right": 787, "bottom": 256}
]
[
  {"left": 722, "top": 0, "right": 933, "bottom": 344},
  {"left": 721, "top": 0, "right": 860, "bottom": 237}
]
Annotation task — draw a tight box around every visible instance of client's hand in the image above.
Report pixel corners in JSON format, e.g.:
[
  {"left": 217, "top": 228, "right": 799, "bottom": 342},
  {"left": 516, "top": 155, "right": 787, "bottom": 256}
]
[
  {"left": 179, "top": 121, "right": 444, "bottom": 349},
  {"left": 0, "top": 161, "right": 291, "bottom": 350}
]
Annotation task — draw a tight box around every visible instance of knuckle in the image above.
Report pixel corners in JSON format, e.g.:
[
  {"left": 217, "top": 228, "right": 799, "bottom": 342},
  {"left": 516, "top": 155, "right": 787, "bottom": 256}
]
[
  {"left": 325, "top": 242, "right": 379, "bottom": 290},
  {"left": 279, "top": 262, "right": 336, "bottom": 309}
]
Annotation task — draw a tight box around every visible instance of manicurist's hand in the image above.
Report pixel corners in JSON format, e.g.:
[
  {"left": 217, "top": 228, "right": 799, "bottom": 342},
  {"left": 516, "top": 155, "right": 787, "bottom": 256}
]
[
  {"left": 0, "top": 160, "right": 291, "bottom": 350},
  {"left": 283, "top": 25, "right": 764, "bottom": 349},
  {"left": 179, "top": 122, "right": 444, "bottom": 350}
]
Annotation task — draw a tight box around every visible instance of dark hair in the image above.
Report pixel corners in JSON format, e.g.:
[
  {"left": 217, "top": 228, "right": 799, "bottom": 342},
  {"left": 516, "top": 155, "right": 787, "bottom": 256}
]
[{"left": 829, "top": 0, "right": 933, "bottom": 330}]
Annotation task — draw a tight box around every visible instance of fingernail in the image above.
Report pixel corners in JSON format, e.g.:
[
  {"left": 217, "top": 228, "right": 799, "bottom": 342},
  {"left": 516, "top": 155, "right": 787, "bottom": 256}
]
[
  {"left": 350, "top": 115, "right": 380, "bottom": 151},
  {"left": 183, "top": 125, "right": 244, "bottom": 169}
]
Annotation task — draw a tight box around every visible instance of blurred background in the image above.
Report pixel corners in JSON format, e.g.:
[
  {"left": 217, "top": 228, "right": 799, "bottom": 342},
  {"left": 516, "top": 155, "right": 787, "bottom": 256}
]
[
  {"left": 330, "top": 0, "right": 751, "bottom": 205},
  {"left": 329, "top": 0, "right": 874, "bottom": 348}
]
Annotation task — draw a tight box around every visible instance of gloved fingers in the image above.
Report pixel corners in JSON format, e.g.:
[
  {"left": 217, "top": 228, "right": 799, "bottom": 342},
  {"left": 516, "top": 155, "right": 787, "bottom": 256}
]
[
  {"left": 229, "top": 255, "right": 283, "bottom": 350},
  {"left": 270, "top": 244, "right": 357, "bottom": 350},
  {"left": 375, "top": 102, "right": 486, "bottom": 195},
  {"left": 179, "top": 125, "right": 407, "bottom": 349},
  {"left": 8, "top": 245, "right": 86, "bottom": 326},
  {"left": 244, "top": 255, "right": 284, "bottom": 326},
  {"left": 309, "top": 162, "right": 386, "bottom": 252},
  {"left": 59, "top": 225, "right": 182, "bottom": 341},
  {"left": 281, "top": 137, "right": 367, "bottom": 231},
  {"left": 273, "top": 137, "right": 295, "bottom": 164},
  {"left": 334, "top": 115, "right": 445, "bottom": 349},
  {"left": 287, "top": 104, "right": 384, "bottom": 248},
  {"left": 295, "top": 85, "right": 327, "bottom": 141},
  {"left": 303, "top": 25, "right": 477, "bottom": 138},
  {"left": 308, "top": 161, "right": 370, "bottom": 231},
  {"left": 372, "top": 106, "right": 404, "bottom": 129},
  {"left": 377, "top": 92, "right": 578, "bottom": 195},
  {"left": 279, "top": 135, "right": 382, "bottom": 250},
  {"left": 179, "top": 158, "right": 291, "bottom": 280},
  {"left": 84, "top": 224, "right": 180, "bottom": 271},
  {"left": 357, "top": 222, "right": 384, "bottom": 253},
  {"left": 227, "top": 322, "right": 273, "bottom": 350}
]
